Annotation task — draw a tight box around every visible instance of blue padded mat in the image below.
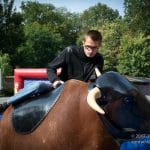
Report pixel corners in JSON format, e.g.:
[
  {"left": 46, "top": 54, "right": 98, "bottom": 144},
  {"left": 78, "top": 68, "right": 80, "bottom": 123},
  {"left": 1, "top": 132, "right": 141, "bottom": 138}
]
[{"left": 120, "top": 137, "right": 150, "bottom": 150}]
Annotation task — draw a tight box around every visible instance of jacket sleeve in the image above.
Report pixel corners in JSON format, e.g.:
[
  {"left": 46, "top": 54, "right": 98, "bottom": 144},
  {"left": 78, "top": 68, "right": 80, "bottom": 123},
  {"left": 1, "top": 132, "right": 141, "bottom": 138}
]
[{"left": 46, "top": 48, "right": 67, "bottom": 83}]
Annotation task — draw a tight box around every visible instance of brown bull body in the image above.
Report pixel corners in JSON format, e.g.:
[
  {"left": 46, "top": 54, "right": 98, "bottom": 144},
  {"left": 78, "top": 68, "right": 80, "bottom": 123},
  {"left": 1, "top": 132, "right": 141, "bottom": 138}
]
[{"left": 0, "top": 80, "right": 118, "bottom": 150}]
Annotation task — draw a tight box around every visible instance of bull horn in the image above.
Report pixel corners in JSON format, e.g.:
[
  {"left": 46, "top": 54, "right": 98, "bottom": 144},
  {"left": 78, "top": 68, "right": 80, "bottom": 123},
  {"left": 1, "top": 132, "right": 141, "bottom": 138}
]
[
  {"left": 95, "top": 67, "right": 102, "bottom": 77},
  {"left": 87, "top": 87, "right": 105, "bottom": 115}
]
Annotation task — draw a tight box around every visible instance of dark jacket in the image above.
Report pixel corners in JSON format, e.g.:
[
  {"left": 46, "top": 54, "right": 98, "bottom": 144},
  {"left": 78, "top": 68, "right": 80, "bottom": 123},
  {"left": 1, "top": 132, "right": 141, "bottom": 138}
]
[{"left": 47, "top": 45, "right": 104, "bottom": 83}]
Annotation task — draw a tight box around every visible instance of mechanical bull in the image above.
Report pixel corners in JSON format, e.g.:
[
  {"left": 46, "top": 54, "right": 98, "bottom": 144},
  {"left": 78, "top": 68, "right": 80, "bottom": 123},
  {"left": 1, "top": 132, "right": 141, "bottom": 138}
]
[{"left": 0, "top": 71, "right": 150, "bottom": 150}]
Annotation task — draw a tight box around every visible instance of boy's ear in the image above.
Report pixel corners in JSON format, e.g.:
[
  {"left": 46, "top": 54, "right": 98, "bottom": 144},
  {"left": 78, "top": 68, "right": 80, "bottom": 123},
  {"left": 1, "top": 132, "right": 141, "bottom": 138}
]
[{"left": 82, "top": 40, "right": 85, "bottom": 45}]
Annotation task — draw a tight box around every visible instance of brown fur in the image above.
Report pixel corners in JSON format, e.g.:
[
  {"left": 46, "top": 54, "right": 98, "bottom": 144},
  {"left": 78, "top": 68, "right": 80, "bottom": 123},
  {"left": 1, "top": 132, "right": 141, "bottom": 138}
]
[{"left": 0, "top": 79, "right": 118, "bottom": 150}]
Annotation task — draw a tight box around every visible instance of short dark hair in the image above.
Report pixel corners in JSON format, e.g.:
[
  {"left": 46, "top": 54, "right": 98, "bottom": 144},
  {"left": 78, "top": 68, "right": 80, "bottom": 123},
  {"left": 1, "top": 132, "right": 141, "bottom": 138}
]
[{"left": 84, "top": 30, "right": 102, "bottom": 42}]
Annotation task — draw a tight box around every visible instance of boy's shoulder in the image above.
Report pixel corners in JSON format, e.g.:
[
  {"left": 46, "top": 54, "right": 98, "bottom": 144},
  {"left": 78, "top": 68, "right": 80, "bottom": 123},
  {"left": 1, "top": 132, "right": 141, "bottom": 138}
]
[{"left": 65, "top": 45, "right": 80, "bottom": 54}]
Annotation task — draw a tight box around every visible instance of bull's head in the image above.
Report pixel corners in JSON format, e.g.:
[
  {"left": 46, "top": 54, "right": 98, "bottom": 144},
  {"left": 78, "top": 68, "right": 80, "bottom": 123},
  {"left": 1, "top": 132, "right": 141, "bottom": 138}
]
[{"left": 87, "top": 71, "right": 150, "bottom": 137}]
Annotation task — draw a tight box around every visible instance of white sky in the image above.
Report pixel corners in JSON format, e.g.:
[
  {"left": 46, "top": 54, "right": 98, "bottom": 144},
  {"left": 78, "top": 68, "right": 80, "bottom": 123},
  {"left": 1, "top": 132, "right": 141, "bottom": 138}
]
[{"left": 14, "top": 0, "right": 124, "bottom": 16}]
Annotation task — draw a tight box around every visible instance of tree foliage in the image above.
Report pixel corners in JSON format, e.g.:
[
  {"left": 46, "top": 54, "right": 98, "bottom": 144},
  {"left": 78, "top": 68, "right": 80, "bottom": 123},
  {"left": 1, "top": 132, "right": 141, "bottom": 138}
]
[
  {"left": 17, "top": 22, "right": 63, "bottom": 67},
  {"left": 124, "top": 0, "right": 150, "bottom": 35},
  {"left": 0, "top": 52, "right": 12, "bottom": 79},
  {"left": 21, "top": 1, "right": 55, "bottom": 24},
  {"left": 0, "top": 0, "right": 24, "bottom": 67},
  {"left": 0, "top": 1, "right": 149, "bottom": 78},
  {"left": 80, "top": 3, "right": 120, "bottom": 30},
  {"left": 117, "top": 34, "right": 150, "bottom": 77},
  {"left": 54, "top": 7, "right": 81, "bottom": 46},
  {"left": 21, "top": 1, "right": 80, "bottom": 46},
  {"left": 99, "top": 20, "right": 122, "bottom": 71}
]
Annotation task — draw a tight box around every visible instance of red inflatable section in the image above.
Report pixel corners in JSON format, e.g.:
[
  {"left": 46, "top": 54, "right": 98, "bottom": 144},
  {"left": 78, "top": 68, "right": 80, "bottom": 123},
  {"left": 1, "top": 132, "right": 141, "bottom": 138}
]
[
  {"left": 14, "top": 68, "right": 48, "bottom": 93},
  {"left": 14, "top": 68, "right": 62, "bottom": 93}
]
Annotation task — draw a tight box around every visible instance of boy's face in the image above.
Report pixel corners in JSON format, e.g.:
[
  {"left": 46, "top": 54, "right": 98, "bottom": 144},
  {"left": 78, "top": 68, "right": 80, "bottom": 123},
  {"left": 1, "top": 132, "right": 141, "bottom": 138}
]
[{"left": 83, "top": 36, "right": 101, "bottom": 58}]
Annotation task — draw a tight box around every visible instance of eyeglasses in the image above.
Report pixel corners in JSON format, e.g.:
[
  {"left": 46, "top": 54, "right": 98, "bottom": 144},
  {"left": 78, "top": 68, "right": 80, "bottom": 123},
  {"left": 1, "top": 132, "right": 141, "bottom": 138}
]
[{"left": 84, "top": 45, "right": 99, "bottom": 50}]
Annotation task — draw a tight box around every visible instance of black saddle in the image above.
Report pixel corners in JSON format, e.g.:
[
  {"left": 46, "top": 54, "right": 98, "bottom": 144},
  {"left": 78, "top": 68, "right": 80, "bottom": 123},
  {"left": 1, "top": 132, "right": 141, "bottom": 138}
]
[{"left": 11, "top": 84, "right": 64, "bottom": 134}]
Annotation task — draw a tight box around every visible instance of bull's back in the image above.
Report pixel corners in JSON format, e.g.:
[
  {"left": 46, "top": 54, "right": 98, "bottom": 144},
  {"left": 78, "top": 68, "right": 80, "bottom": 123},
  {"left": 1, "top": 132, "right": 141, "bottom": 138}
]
[{"left": 0, "top": 79, "right": 118, "bottom": 150}]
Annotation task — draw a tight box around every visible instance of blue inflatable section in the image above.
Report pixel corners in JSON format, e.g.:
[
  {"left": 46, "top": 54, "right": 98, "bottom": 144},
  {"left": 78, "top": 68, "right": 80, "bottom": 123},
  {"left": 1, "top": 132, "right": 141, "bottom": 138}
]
[
  {"left": 24, "top": 79, "right": 50, "bottom": 87},
  {"left": 0, "top": 79, "right": 51, "bottom": 120},
  {"left": 120, "top": 137, "right": 150, "bottom": 150},
  {"left": 0, "top": 113, "right": 2, "bottom": 120},
  {"left": 7, "top": 80, "right": 51, "bottom": 105}
]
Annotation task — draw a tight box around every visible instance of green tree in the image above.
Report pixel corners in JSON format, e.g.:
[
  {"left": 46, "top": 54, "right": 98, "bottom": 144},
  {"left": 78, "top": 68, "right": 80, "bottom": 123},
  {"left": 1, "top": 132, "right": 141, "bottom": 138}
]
[
  {"left": 55, "top": 7, "right": 81, "bottom": 46},
  {"left": 21, "top": 1, "right": 80, "bottom": 47},
  {"left": 117, "top": 34, "right": 150, "bottom": 77},
  {"left": 21, "top": 1, "right": 55, "bottom": 24},
  {"left": 80, "top": 3, "right": 120, "bottom": 30},
  {"left": 100, "top": 20, "right": 122, "bottom": 71},
  {"left": 0, "top": 52, "right": 12, "bottom": 79},
  {"left": 124, "top": 0, "right": 150, "bottom": 35},
  {"left": 0, "top": 0, "right": 24, "bottom": 67},
  {"left": 17, "top": 22, "right": 63, "bottom": 67}
]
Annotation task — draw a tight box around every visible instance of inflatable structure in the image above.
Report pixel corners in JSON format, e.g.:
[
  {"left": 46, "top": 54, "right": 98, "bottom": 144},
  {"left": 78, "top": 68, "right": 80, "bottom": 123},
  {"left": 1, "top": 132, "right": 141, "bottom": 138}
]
[{"left": 14, "top": 68, "right": 48, "bottom": 93}]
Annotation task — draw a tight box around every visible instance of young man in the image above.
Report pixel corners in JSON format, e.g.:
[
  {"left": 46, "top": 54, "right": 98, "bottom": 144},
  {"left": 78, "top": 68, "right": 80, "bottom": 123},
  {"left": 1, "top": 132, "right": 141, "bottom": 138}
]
[
  {"left": 47, "top": 30, "right": 104, "bottom": 88},
  {"left": 0, "top": 30, "right": 104, "bottom": 112}
]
